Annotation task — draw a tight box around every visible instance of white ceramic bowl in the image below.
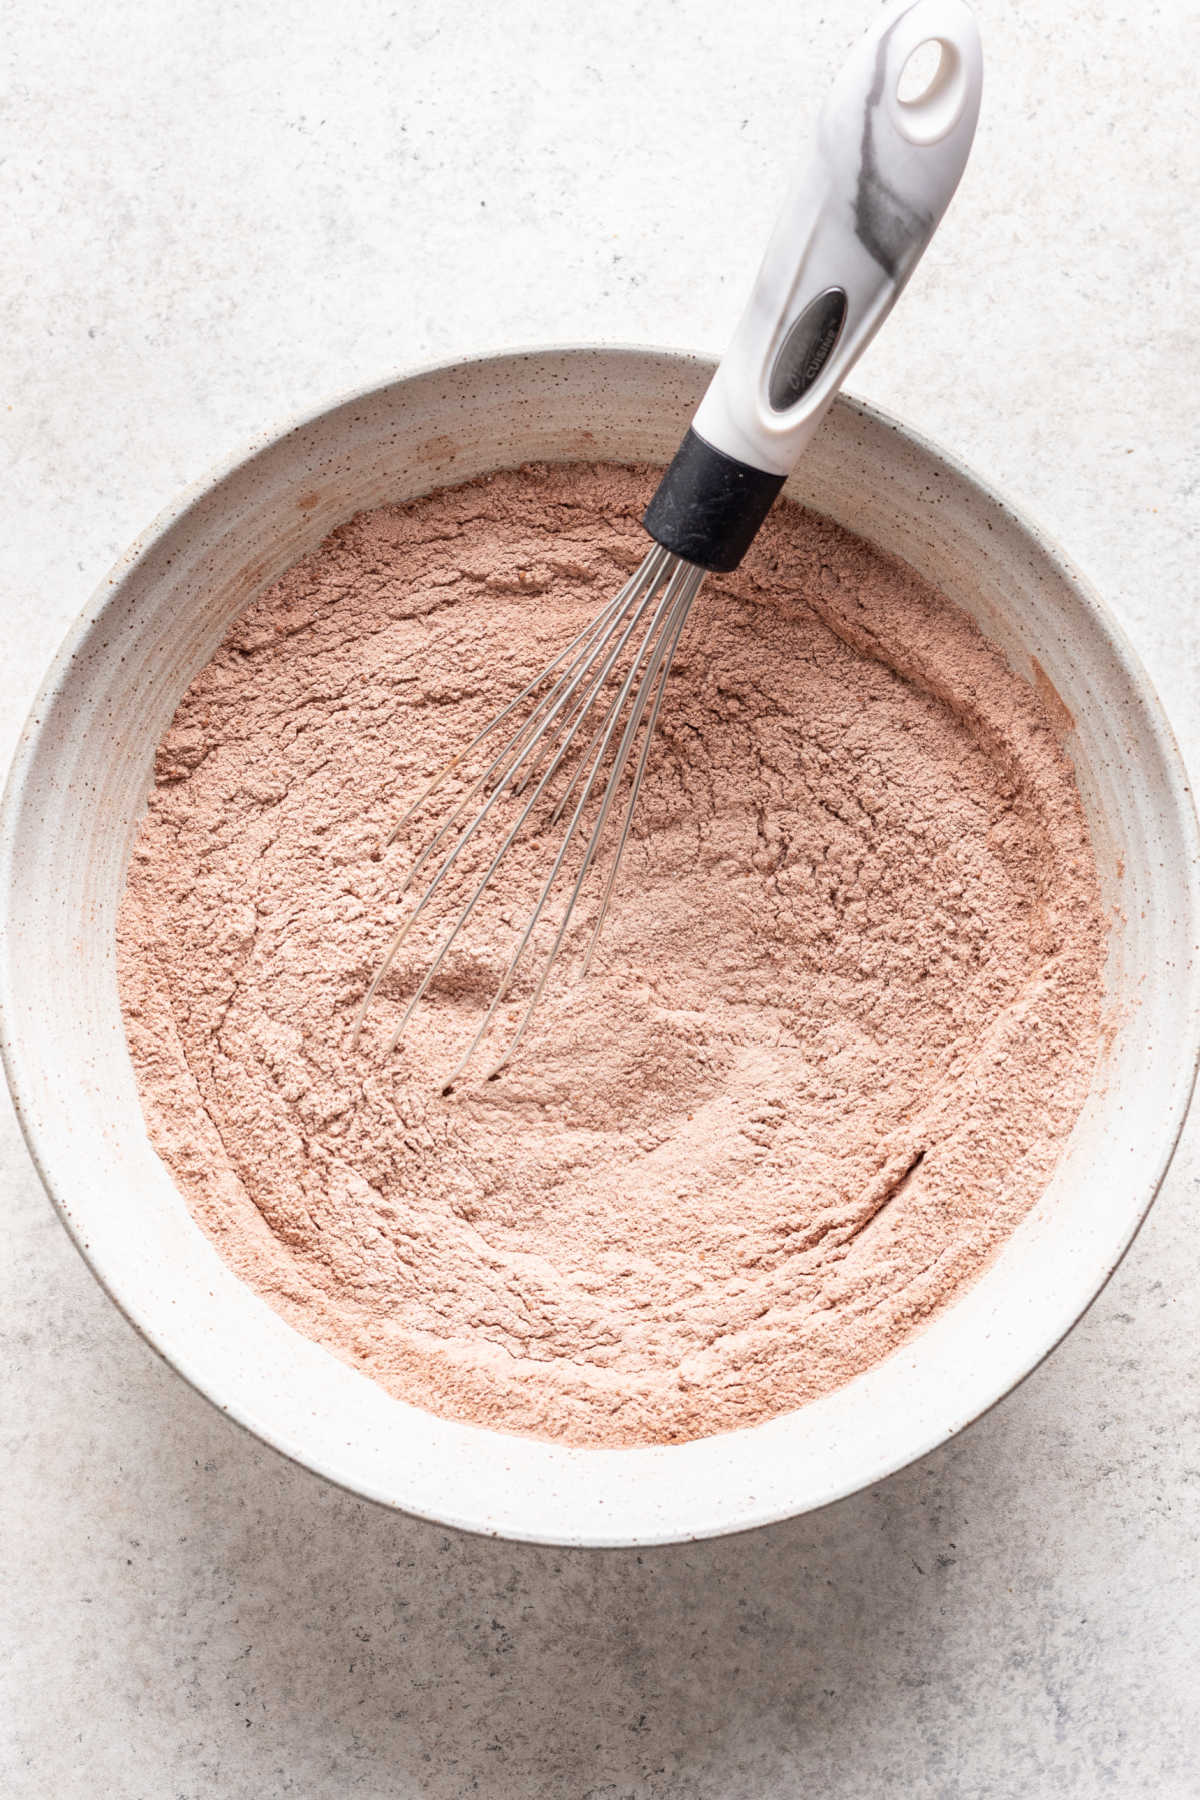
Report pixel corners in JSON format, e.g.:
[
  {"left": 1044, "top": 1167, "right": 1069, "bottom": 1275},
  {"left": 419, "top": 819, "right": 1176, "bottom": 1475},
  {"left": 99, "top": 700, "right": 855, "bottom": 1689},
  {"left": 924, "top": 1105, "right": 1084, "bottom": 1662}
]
[{"left": 3, "top": 348, "right": 1198, "bottom": 1546}]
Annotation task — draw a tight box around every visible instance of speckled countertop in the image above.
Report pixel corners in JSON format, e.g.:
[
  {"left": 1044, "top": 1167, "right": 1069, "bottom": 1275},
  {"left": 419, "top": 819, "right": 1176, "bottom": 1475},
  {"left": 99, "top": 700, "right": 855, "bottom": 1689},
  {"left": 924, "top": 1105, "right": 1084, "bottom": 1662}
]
[{"left": 2, "top": 2, "right": 1197, "bottom": 1795}]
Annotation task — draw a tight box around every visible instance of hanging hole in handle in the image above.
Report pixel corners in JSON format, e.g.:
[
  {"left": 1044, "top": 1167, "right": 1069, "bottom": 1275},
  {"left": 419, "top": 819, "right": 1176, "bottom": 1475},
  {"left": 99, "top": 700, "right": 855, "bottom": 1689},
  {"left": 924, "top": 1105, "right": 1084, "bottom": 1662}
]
[
  {"left": 897, "top": 38, "right": 944, "bottom": 104},
  {"left": 893, "top": 37, "right": 967, "bottom": 145}
]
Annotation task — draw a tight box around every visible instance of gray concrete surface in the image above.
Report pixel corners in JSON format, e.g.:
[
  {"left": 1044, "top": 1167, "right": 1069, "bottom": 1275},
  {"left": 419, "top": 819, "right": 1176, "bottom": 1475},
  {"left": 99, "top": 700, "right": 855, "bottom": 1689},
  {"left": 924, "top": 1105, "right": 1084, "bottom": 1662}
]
[{"left": 2, "top": 1, "right": 1197, "bottom": 1794}]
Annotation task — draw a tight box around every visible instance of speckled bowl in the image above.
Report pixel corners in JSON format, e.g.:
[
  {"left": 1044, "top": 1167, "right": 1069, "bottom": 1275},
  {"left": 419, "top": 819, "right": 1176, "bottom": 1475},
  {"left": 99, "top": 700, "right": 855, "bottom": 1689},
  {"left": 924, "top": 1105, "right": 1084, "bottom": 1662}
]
[{"left": 2, "top": 347, "right": 1197, "bottom": 1546}]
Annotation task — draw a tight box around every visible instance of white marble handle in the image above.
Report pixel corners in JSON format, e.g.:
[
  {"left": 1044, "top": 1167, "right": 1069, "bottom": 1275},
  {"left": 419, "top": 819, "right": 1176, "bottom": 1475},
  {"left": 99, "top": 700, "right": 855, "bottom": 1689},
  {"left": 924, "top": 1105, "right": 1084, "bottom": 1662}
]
[{"left": 692, "top": 0, "right": 983, "bottom": 477}]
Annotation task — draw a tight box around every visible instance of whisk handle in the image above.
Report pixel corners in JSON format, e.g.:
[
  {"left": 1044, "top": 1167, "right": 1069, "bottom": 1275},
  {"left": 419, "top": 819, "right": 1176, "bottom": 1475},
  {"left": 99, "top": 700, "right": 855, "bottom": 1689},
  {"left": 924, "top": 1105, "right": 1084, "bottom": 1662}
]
[{"left": 643, "top": 0, "right": 982, "bottom": 571}]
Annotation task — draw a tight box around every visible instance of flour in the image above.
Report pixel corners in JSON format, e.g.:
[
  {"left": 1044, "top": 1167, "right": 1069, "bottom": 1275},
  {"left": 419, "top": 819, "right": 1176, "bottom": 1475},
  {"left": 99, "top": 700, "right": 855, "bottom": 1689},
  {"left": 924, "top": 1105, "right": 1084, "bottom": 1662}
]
[{"left": 117, "top": 462, "right": 1105, "bottom": 1446}]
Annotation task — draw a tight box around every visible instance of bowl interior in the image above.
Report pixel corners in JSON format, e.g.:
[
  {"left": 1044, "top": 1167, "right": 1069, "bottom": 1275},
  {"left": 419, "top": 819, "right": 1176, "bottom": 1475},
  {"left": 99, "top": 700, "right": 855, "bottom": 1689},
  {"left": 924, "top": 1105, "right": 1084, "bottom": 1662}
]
[{"left": 3, "top": 348, "right": 1197, "bottom": 1546}]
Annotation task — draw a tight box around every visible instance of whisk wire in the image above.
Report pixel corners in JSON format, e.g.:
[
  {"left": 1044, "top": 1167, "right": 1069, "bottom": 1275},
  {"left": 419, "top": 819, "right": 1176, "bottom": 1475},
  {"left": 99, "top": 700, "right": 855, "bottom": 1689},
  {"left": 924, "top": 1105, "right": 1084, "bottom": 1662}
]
[
  {"left": 391, "top": 576, "right": 641, "bottom": 898},
  {"left": 381, "top": 548, "right": 666, "bottom": 852},
  {"left": 481, "top": 561, "right": 704, "bottom": 1079},
  {"left": 349, "top": 551, "right": 669, "bottom": 1045},
  {"left": 492, "top": 551, "right": 670, "bottom": 800},
  {"left": 384, "top": 556, "right": 684, "bottom": 1062},
  {"left": 353, "top": 545, "right": 702, "bottom": 1075},
  {"left": 580, "top": 570, "right": 699, "bottom": 976},
  {"left": 439, "top": 558, "right": 699, "bottom": 1084}
]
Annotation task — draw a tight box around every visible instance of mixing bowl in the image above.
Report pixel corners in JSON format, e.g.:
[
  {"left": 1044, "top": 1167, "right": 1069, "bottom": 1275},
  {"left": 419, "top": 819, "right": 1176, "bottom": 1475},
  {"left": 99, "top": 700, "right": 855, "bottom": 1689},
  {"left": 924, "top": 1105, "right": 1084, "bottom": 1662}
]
[{"left": 3, "top": 347, "right": 1197, "bottom": 1546}]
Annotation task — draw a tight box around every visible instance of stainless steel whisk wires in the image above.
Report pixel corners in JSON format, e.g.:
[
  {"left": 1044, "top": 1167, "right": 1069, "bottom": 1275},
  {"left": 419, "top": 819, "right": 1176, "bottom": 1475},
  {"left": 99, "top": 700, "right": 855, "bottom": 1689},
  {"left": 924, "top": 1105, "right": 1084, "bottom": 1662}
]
[{"left": 351, "top": 545, "right": 706, "bottom": 1080}]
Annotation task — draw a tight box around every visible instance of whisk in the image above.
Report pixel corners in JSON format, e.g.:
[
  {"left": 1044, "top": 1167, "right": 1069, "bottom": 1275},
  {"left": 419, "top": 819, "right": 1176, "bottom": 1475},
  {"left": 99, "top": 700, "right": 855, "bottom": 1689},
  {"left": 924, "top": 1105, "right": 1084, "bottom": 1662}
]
[{"left": 354, "top": 0, "right": 982, "bottom": 1082}]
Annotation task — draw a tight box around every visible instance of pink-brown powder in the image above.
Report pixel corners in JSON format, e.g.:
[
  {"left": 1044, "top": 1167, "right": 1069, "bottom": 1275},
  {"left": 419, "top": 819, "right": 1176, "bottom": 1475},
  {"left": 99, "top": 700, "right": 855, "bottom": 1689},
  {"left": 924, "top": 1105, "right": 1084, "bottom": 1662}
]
[{"left": 117, "top": 462, "right": 1105, "bottom": 1447}]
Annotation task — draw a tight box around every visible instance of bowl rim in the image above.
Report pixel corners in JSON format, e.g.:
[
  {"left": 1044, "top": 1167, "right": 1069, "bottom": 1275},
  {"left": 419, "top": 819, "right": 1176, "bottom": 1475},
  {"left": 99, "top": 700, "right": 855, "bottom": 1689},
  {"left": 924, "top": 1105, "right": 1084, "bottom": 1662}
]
[{"left": 3, "top": 341, "right": 1199, "bottom": 1545}]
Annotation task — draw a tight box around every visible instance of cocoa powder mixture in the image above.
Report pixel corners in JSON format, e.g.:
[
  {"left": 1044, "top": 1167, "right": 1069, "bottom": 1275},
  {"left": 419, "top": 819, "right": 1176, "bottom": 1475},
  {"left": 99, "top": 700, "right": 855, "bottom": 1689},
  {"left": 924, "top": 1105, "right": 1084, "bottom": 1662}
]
[{"left": 117, "top": 463, "right": 1105, "bottom": 1446}]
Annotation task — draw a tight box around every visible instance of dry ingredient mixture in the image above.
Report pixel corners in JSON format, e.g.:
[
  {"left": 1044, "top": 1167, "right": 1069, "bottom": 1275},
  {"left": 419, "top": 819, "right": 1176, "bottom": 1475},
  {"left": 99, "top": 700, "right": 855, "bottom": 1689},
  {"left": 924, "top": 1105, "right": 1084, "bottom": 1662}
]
[{"left": 118, "top": 463, "right": 1105, "bottom": 1447}]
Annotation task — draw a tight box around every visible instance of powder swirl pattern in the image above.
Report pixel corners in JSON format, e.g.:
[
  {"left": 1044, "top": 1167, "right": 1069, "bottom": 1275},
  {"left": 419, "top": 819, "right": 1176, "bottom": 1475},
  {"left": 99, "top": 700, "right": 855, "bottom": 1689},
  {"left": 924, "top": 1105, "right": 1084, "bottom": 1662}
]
[{"left": 117, "top": 463, "right": 1105, "bottom": 1446}]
